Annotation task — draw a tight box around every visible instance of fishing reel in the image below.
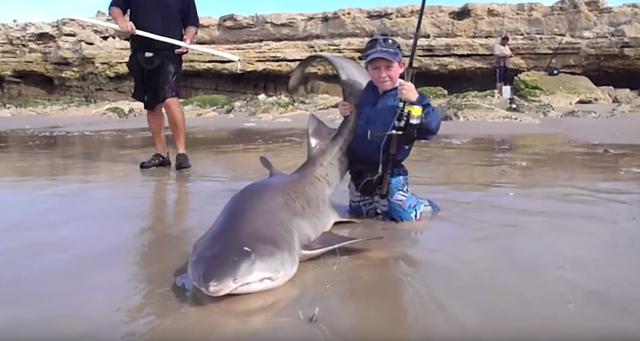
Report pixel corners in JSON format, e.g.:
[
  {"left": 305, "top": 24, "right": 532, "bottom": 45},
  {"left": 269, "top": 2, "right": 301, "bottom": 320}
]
[
  {"left": 392, "top": 101, "right": 423, "bottom": 139},
  {"left": 378, "top": 101, "right": 423, "bottom": 199}
]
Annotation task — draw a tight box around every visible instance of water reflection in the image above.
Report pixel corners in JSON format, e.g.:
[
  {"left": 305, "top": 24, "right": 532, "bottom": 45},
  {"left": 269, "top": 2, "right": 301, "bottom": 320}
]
[{"left": 124, "top": 170, "right": 192, "bottom": 338}]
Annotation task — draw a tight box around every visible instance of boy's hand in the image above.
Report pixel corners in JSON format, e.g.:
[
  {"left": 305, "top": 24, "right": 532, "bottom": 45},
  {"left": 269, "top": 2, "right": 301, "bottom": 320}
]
[
  {"left": 338, "top": 101, "right": 354, "bottom": 117},
  {"left": 398, "top": 80, "right": 419, "bottom": 103}
]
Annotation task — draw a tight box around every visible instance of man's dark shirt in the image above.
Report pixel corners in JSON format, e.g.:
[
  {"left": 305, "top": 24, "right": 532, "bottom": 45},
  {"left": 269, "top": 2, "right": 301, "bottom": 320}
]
[{"left": 109, "top": 0, "right": 199, "bottom": 52}]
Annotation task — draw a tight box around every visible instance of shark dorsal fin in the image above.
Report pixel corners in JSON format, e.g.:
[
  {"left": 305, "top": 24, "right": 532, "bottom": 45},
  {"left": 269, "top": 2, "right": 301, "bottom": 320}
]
[
  {"left": 259, "top": 156, "right": 284, "bottom": 177},
  {"left": 307, "top": 114, "right": 337, "bottom": 158}
]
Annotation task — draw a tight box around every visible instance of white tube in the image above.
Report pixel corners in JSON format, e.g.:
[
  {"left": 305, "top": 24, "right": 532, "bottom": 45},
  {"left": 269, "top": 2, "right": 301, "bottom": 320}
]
[{"left": 70, "top": 16, "right": 240, "bottom": 62}]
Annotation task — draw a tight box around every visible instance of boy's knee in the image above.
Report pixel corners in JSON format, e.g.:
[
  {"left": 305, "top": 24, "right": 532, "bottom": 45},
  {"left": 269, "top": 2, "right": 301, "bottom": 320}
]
[
  {"left": 389, "top": 175, "right": 408, "bottom": 194},
  {"left": 388, "top": 194, "right": 439, "bottom": 222},
  {"left": 388, "top": 196, "right": 421, "bottom": 222}
]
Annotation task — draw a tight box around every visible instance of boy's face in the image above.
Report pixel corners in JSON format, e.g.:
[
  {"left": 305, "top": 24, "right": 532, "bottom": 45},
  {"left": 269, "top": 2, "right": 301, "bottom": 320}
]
[{"left": 366, "top": 58, "right": 406, "bottom": 93}]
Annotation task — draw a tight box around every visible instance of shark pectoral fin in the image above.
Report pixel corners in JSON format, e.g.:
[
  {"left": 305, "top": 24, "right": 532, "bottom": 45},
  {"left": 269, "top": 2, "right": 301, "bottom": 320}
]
[
  {"left": 333, "top": 218, "right": 362, "bottom": 225},
  {"left": 300, "top": 231, "right": 382, "bottom": 261},
  {"left": 259, "top": 156, "right": 285, "bottom": 177}
]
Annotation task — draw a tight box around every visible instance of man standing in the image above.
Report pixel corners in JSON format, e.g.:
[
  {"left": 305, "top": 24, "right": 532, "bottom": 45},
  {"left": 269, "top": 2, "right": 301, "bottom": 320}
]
[
  {"left": 109, "top": 0, "right": 199, "bottom": 170},
  {"left": 494, "top": 36, "right": 512, "bottom": 97}
]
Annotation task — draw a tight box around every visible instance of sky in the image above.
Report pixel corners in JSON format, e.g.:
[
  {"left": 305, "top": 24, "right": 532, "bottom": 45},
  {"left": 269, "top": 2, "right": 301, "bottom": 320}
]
[{"left": 0, "top": 0, "right": 636, "bottom": 24}]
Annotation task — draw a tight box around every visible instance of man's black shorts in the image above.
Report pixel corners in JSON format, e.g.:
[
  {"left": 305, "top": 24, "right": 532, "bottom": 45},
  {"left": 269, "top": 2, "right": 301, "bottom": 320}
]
[{"left": 127, "top": 51, "right": 183, "bottom": 110}]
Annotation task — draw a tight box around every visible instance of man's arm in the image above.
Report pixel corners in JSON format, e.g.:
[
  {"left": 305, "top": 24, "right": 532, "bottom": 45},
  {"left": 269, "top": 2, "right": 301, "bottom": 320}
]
[
  {"left": 505, "top": 46, "right": 513, "bottom": 58},
  {"left": 174, "top": 26, "right": 198, "bottom": 54},
  {"left": 109, "top": 6, "right": 135, "bottom": 33},
  {"left": 494, "top": 44, "right": 512, "bottom": 58},
  {"left": 183, "top": 26, "right": 198, "bottom": 44},
  {"left": 175, "top": 0, "right": 199, "bottom": 53}
]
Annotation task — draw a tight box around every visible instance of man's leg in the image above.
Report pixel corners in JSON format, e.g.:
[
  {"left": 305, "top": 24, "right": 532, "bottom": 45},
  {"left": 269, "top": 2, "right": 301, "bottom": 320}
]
[
  {"left": 164, "top": 97, "right": 191, "bottom": 170},
  {"left": 503, "top": 66, "right": 509, "bottom": 88},
  {"left": 496, "top": 67, "right": 502, "bottom": 96},
  {"left": 164, "top": 97, "right": 187, "bottom": 154},
  {"left": 139, "top": 103, "right": 172, "bottom": 169},
  {"left": 147, "top": 104, "right": 168, "bottom": 155}
]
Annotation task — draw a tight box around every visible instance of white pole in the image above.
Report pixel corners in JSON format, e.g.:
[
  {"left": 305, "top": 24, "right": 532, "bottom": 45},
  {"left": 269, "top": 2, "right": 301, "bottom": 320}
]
[{"left": 70, "top": 17, "right": 240, "bottom": 62}]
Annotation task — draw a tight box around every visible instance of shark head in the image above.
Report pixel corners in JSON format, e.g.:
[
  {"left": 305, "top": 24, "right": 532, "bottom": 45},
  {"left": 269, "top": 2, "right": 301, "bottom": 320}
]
[{"left": 188, "top": 239, "right": 298, "bottom": 296}]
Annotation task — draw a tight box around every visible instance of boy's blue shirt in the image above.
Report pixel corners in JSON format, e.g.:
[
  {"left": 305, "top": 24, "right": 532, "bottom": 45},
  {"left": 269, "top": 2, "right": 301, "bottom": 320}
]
[{"left": 347, "top": 81, "right": 441, "bottom": 173}]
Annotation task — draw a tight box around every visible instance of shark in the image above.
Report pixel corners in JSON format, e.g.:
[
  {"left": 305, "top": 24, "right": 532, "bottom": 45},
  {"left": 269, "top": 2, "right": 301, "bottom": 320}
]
[{"left": 181, "top": 55, "right": 373, "bottom": 296}]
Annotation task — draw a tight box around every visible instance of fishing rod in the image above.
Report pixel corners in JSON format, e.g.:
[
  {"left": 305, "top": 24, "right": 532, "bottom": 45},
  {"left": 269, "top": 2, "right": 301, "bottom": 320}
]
[
  {"left": 545, "top": 20, "right": 572, "bottom": 75},
  {"left": 378, "top": 0, "right": 427, "bottom": 199},
  {"left": 70, "top": 17, "right": 240, "bottom": 62},
  {"left": 405, "top": 0, "right": 426, "bottom": 84}
]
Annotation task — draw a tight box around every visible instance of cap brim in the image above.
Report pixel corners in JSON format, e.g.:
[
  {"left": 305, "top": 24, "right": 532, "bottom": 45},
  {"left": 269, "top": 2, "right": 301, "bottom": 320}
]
[{"left": 364, "top": 50, "right": 402, "bottom": 63}]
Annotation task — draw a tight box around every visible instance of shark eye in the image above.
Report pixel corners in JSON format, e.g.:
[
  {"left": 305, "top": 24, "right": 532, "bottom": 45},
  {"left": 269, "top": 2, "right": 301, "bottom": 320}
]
[{"left": 243, "top": 247, "right": 256, "bottom": 265}]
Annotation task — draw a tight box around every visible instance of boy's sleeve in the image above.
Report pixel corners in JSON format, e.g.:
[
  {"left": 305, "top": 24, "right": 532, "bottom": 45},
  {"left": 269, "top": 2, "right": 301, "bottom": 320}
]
[
  {"left": 182, "top": 0, "right": 200, "bottom": 28},
  {"left": 414, "top": 92, "right": 441, "bottom": 140}
]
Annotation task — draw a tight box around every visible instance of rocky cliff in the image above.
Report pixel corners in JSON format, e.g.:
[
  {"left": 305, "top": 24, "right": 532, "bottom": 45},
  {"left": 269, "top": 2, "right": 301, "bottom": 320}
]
[{"left": 0, "top": 0, "right": 638, "bottom": 104}]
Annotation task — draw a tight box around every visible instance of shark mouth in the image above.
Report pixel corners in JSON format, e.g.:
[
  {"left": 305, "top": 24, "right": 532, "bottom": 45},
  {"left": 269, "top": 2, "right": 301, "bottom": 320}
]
[
  {"left": 204, "top": 272, "right": 291, "bottom": 296},
  {"left": 228, "top": 277, "right": 278, "bottom": 295}
]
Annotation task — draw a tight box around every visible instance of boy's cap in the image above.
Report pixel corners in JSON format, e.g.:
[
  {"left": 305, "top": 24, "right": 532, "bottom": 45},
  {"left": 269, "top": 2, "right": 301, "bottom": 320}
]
[{"left": 363, "top": 36, "right": 403, "bottom": 63}]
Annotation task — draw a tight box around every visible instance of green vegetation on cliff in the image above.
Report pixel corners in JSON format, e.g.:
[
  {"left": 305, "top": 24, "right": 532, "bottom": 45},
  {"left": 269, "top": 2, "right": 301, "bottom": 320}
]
[{"left": 182, "top": 95, "right": 232, "bottom": 108}]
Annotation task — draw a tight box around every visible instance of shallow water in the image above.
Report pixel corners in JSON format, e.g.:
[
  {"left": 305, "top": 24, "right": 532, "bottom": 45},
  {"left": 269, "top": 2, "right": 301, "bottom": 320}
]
[{"left": 1, "top": 127, "right": 639, "bottom": 340}]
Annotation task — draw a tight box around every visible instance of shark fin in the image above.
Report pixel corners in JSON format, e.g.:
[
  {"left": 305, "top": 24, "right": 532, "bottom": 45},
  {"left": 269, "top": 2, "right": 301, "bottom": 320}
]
[
  {"left": 259, "top": 156, "right": 285, "bottom": 177},
  {"left": 332, "top": 218, "right": 362, "bottom": 226},
  {"left": 288, "top": 55, "right": 370, "bottom": 107},
  {"left": 307, "top": 114, "right": 337, "bottom": 157},
  {"left": 300, "top": 231, "right": 381, "bottom": 261}
]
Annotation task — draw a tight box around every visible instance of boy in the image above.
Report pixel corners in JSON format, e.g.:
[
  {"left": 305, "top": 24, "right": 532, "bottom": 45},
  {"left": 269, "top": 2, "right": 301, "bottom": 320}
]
[{"left": 339, "top": 36, "right": 441, "bottom": 222}]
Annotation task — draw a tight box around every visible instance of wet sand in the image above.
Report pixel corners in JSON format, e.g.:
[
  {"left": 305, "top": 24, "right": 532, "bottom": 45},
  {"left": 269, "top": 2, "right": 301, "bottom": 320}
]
[
  {"left": 3, "top": 108, "right": 640, "bottom": 144},
  {"left": 1, "top": 111, "right": 639, "bottom": 340}
]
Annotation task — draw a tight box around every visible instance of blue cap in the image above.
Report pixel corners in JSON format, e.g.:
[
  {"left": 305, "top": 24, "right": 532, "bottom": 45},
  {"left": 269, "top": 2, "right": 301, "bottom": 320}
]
[
  {"left": 362, "top": 36, "right": 404, "bottom": 64},
  {"left": 364, "top": 49, "right": 403, "bottom": 64}
]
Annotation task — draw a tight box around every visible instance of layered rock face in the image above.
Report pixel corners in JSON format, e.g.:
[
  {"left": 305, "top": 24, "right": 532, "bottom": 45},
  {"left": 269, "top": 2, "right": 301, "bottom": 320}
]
[{"left": 0, "top": 0, "right": 638, "bottom": 103}]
